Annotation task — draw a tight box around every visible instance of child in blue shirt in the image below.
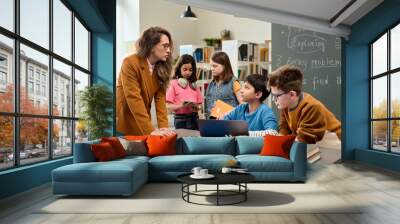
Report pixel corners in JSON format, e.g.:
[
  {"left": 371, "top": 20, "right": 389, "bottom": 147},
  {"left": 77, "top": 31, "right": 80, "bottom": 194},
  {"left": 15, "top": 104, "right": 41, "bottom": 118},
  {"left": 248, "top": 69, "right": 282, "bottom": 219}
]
[{"left": 223, "top": 74, "right": 278, "bottom": 136}]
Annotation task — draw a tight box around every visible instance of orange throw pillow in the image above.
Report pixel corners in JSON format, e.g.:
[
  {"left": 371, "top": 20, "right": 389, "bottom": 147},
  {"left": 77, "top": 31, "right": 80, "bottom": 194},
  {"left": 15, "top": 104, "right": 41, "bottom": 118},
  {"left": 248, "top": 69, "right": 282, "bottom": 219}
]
[
  {"left": 101, "top": 137, "right": 126, "bottom": 158},
  {"left": 260, "top": 134, "right": 296, "bottom": 159},
  {"left": 124, "top": 135, "right": 149, "bottom": 141},
  {"left": 146, "top": 134, "right": 177, "bottom": 157},
  {"left": 91, "top": 142, "right": 117, "bottom": 161}
]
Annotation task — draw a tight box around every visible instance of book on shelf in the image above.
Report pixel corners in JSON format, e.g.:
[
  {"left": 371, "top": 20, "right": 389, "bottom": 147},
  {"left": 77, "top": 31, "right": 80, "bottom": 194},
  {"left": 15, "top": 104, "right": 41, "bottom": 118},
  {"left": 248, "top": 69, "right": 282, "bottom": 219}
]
[
  {"left": 182, "top": 46, "right": 215, "bottom": 63},
  {"left": 237, "top": 67, "right": 248, "bottom": 81},
  {"left": 193, "top": 48, "right": 203, "bottom": 62},
  {"left": 259, "top": 47, "right": 269, "bottom": 62},
  {"left": 196, "top": 67, "right": 212, "bottom": 80},
  {"left": 238, "top": 44, "right": 248, "bottom": 61},
  {"left": 248, "top": 43, "right": 258, "bottom": 62},
  {"left": 196, "top": 68, "right": 202, "bottom": 80},
  {"left": 203, "top": 47, "right": 214, "bottom": 63},
  {"left": 248, "top": 63, "right": 261, "bottom": 75},
  {"left": 261, "top": 68, "right": 268, "bottom": 76}
]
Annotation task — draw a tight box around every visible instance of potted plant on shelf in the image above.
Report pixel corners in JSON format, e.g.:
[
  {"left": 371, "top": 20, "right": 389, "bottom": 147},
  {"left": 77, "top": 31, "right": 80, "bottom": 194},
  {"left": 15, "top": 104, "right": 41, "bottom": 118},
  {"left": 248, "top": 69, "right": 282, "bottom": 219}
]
[
  {"left": 202, "top": 38, "right": 221, "bottom": 49},
  {"left": 79, "top": 84, "right": 113, "bottom": 140}
]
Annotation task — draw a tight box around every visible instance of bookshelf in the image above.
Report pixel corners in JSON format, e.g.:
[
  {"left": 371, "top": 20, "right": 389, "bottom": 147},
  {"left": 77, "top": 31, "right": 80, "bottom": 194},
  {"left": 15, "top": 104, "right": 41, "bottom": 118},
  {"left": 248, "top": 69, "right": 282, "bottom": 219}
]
[
  {"left": 179, "top": 45, "right": 214, "bottom": 82},
  {"left": 222, "top": 40, "right": 271, "bottom": 82},
  {"left": 179, "top": 40, "right": 273, "bottom": 113}
]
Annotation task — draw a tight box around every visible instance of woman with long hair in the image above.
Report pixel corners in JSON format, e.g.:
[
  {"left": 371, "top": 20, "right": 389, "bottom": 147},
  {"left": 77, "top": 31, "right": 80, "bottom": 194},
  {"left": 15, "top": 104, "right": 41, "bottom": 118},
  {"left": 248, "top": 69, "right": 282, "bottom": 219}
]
[
  {"left": 116, "top": 27, "right": 175, "bottom": 136},
  {"left": 205, "top": 51, "right": 243, "bottom": 119}
]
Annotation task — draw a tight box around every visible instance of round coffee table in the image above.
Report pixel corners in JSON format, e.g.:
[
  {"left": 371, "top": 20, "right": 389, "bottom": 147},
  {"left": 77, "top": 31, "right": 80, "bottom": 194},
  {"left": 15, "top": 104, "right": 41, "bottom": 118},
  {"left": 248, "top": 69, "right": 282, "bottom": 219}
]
[{"left": 177, "top": 173, "right": 255, "bottom": 206}]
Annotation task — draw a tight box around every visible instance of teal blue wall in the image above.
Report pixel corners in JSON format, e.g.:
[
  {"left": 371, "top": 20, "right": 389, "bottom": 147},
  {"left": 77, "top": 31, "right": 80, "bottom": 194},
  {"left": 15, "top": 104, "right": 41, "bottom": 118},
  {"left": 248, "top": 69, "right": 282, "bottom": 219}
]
[
  {"left": 91, "top": 33, "right": 115, "bottom": 136},
  {"left": 0, "top": 158, "right": 72, "bottom": 199},
  {"left": 91, "top": 0, "right": 116, "bottom": 135},
  {"left": 344, "top": 0, "right": 400, "bottom": 171},
  {"left": 0, "top": 0, "right": 116, "bottom": 200}
]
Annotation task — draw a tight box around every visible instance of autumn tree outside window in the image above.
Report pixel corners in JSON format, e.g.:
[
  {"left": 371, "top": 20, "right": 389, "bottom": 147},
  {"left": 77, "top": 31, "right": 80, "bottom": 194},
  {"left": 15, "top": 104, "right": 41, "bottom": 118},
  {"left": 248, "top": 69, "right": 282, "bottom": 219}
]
[
  {"left": 0, "top": 0, "right": 91, "bottom": 170},
  {"left": 370, "top": 23, "right": 400, "bottom": 154}
]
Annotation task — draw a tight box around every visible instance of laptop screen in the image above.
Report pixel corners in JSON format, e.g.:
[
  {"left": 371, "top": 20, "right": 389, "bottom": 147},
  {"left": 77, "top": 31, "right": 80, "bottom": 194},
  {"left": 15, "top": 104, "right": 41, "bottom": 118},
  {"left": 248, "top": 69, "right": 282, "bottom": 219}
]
[{"left": 197, "top": 119, "right": 249, "bottom": 137}]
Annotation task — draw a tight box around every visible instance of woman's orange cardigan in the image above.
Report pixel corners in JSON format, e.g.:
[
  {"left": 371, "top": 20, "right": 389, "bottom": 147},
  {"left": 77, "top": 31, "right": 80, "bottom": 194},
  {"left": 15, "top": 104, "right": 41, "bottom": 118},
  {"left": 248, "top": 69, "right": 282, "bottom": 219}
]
[{"left": 116, "top": 54, "right": 169, "bottom": 135}]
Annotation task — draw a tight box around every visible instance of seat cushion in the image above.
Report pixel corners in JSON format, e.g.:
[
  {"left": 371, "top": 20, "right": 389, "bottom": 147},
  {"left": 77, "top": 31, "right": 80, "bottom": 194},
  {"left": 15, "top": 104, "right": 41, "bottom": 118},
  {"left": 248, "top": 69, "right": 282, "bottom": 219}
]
[
  {"left": 73, "top": 140, "right": 100, "bottom": 163},
  {"left": 236, "top": 155, "right": 293, "bottom": 172},
  {"left": 52, "top": 158, "right": 147, "bottom": 183},
  {"left": 178, "top": 137, "right": 235, "bottom": 155},
  {"left": 235, "top": 136, "right": 263, "bottom": 155},
  {"left": 148, "top": 154, "right": 236, "bottom": 173}
]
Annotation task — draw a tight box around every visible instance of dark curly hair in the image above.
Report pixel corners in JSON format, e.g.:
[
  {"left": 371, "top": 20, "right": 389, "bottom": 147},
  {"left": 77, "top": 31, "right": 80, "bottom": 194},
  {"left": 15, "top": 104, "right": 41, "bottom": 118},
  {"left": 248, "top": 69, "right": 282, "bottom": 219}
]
[
  {"left": 173, "top": 54, "right": 197, "bottom": 83},
  {"left": 246, "top": 73, "right": 270, "bottom": 102}
]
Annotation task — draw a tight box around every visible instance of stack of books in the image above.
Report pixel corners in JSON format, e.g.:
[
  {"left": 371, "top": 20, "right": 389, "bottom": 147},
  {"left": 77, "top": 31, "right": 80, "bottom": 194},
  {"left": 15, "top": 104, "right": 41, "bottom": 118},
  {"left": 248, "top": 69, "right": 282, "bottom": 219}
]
[
  {"left": 259, "top": 47, "right": 269, "bottom": 62},
  {"left": 307, "top": 145, "right": 321, "bottom": 164}
]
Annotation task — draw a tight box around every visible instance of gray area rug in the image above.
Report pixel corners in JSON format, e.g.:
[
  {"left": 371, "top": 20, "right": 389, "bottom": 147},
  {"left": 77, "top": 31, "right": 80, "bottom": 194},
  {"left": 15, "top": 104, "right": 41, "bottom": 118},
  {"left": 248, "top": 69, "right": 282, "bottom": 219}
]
[{"left": 38, "top": 183, "right": 362, "bottom": 214}]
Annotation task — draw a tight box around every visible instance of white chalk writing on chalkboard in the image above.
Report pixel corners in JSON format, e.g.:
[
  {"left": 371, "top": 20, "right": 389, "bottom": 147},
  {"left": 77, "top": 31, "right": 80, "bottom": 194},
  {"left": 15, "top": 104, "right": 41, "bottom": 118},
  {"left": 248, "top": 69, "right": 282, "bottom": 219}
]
[
  {"left": 313, "top": 75, "right": 329, "bottom": 91},
  {"left": 311, "top": 57, "right": 341, "bottom": 69},
  {"left": 286, "top": 27, "right": 327, "bottom": 54},
  {"left": 273, "top": 24, "right": 341, "bottom": 118},
  {"left": 275, "top": 54, "right": 308, "bottom": 71},
  {"left": 337, "top": 76, "right": 342, "bottom": 85},
  {"left": 303, "top": 75, "right": 341, "bottom": 91},
  {"left": 335, "top": 37, "right": 341, "bottom": 49}
]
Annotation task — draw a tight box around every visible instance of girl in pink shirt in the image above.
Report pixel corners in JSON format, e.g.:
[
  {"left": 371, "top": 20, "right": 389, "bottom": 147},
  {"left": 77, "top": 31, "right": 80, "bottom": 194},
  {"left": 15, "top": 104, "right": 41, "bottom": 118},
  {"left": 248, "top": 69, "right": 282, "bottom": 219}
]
[{"left": 166, "top": 54, "right": 203, "bottom": 129}]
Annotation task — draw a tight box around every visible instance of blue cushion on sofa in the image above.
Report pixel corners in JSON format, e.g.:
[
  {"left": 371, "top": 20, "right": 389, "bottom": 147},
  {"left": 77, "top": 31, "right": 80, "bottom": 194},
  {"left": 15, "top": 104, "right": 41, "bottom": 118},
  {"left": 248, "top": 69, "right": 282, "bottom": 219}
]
[
  {"left": 53, "top": 159, "right": 146, "bottom": 182},
  {"left": 52, "top": 158, "right": 148, "bottom": 195},
  {"left": 235, "top": 136, "right": 263, "bottom": 155},
  {"left": 236, "top": 155, "right": 293, "bottom": 172},
  {"left": 148, "top": 154, "right": 235, "bottom": 172},
  {"left": 73, "top": 140, "right": 100, "bottom": 163},
  {"left": 178, "top": 137, "right": 235, "bottom": 155}
]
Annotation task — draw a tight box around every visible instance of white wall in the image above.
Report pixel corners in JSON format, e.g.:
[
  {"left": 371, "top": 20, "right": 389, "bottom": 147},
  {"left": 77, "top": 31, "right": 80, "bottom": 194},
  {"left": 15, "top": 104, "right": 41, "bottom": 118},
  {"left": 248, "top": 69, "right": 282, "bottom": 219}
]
[
  {"left": 116, "top": 0, "right": 140, "bottom": 76},
  {"left": 139, "top": 0, "right": 271, "bottom": 56},
  {"left": 139, "top": 0, "right": 197, "bottom": 59},
  {"left": 195, "top": 8, "right": 271, "bottom": 45}
]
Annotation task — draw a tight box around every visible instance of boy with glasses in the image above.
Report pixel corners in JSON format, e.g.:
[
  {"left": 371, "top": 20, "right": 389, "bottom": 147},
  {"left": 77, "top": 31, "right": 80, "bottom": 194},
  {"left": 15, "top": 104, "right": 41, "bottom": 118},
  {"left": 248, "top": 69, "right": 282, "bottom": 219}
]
[{"left": 268, "top": 65, "right": 341, "bottom": 144}]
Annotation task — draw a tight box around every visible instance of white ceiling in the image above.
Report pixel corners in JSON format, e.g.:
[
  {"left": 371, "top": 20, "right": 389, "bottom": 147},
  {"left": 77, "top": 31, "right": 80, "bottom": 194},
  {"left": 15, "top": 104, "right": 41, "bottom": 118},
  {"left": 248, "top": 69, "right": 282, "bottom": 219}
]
[
  {"left": 165, "top": 0, "right": 384, "bottom": 37},
  {"left": 225, "top": 0, "right": 353, "bottom": 23}
]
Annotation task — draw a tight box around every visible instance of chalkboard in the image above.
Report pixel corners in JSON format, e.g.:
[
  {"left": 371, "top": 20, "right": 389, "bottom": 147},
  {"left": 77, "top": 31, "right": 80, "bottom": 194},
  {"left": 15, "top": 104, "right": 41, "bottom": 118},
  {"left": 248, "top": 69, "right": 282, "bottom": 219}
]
[{"left": 272, "top": 24, "right": 342, "bottom": 119}]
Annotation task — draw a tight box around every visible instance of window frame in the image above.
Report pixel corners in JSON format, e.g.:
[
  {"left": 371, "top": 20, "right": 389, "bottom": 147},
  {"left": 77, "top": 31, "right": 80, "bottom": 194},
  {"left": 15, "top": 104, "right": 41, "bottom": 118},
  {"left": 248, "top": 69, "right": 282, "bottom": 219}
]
[
  {"left": 0, "top": 0, "right": 92, "bottom": 171},
  {"left": 370, "top": 20, "right": 400, "bottom": 154}
]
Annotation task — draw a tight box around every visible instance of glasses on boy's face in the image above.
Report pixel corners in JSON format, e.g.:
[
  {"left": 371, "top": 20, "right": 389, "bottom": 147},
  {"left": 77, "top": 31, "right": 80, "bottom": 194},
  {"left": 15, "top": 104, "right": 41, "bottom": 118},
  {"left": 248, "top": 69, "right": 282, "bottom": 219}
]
[{"left": 271, "top": 91, "right": 289, "bottom": 101}]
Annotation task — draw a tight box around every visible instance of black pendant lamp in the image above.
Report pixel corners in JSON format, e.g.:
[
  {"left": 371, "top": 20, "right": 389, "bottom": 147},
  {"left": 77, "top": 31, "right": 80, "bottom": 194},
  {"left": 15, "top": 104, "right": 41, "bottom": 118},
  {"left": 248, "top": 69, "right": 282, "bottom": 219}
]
[{"left": 181, "top": 6, "right": 198, "bottom": 20}]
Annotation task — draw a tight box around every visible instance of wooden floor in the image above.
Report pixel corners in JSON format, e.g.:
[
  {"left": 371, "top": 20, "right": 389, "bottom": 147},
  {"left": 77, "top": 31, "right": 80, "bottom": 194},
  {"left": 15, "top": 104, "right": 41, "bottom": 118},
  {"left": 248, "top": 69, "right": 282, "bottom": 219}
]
[{"left": 1, "top": 161, "right": 400, "bottom": 224}]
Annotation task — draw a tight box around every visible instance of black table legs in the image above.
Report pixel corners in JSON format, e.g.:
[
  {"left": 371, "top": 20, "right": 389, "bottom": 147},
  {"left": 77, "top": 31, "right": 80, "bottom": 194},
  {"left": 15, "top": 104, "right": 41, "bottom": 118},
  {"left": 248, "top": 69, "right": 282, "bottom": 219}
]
[{"left": 181, "top": 183, "right": 249, "bottom": 206}]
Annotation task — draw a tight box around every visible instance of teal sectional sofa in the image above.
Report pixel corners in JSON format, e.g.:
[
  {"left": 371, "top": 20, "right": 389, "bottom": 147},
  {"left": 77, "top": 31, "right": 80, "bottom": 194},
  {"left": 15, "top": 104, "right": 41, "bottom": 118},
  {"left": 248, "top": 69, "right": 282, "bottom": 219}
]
[{"left": 52, "top": 136, "right": 307, "bottom": 196}]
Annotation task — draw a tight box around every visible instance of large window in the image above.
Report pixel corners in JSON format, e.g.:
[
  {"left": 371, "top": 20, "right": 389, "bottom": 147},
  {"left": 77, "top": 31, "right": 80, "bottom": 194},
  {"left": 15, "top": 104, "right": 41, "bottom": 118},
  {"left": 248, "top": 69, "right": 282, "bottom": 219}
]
[
  {"left": 0, "top": 0, "right": 91, "bottom": 170},
  {"left": 370, "top": 23, "right": 400, "bottom": 154}
]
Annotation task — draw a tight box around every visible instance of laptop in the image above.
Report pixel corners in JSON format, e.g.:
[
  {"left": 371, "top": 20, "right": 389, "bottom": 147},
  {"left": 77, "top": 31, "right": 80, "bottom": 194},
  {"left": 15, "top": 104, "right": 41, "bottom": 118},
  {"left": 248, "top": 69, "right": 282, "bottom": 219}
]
[{"left": 197, "top": 119, "right": 249, "bottom": 137}]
